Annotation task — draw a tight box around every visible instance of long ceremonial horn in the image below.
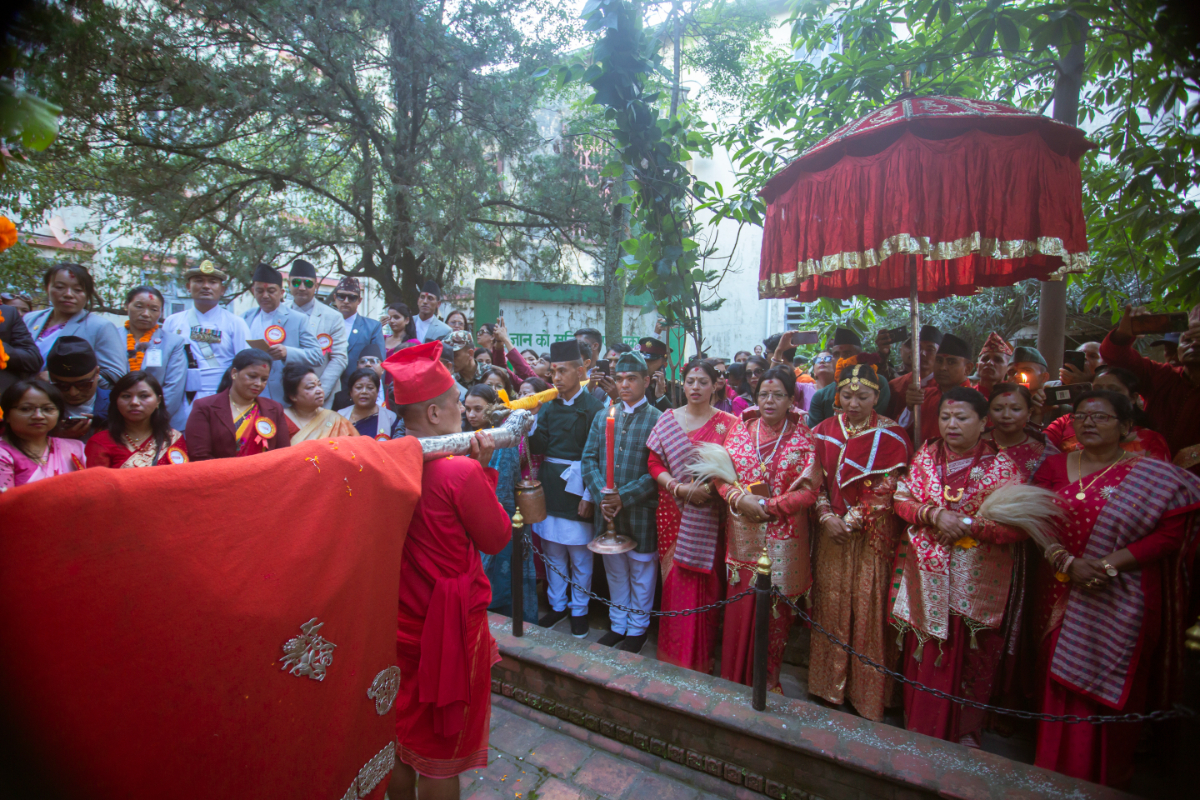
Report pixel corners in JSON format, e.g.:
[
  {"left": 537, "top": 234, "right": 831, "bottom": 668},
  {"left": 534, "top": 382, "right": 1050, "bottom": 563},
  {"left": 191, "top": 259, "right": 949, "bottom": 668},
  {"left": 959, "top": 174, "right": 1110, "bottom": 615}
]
[{"left": 419, "top": 408, "right": 535, "bottom": 461}]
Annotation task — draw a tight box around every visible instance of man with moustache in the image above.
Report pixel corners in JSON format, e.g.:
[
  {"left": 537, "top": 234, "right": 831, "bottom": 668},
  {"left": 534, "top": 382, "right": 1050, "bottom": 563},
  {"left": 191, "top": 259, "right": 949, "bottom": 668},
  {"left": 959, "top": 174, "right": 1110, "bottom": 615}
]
[
  {"left": 285, "top": 259, "right": 348, "bottom": 408},
  {"left": 974, "top": 332, "right": 1014, "bottom": 397}
]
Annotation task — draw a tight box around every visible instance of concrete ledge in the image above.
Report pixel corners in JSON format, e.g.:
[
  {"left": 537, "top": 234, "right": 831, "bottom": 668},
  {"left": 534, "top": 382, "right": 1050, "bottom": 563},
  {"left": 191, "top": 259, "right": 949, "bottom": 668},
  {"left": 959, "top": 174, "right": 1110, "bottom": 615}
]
[{"left": 488, "top": 613, "right": 1130, "bottom": 800}]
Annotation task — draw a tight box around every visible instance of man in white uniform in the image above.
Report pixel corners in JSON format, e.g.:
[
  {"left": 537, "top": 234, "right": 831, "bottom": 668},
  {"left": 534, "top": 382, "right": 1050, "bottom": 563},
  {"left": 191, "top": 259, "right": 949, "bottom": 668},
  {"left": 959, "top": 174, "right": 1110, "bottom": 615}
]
[
  {"left": 527, "top": 339, "right": 606, "bottom": 638},
  {"left": 285, "top": 259, "right": 347, "bottom": 409},
  {"left": 162, "top": 261, "right": 251, "bottom": 429},
  {"left": 241, "top": 263, "right": 323, "bottom": 403}
]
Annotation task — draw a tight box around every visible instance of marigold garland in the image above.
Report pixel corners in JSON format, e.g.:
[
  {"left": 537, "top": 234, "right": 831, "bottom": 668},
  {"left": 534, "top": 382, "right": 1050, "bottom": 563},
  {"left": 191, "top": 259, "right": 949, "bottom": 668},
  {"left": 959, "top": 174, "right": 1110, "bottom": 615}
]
[
  {"left": 125, "top": 322, "right": 158, "bottom": 371},
  {"left": 0, "top": 216, "right": 17, "bottom": 252}
]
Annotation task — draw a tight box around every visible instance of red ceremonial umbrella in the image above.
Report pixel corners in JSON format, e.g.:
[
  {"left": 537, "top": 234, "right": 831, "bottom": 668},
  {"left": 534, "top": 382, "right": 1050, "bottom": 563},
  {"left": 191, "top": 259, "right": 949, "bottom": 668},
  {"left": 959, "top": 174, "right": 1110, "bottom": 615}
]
[{"left": 758, "top": 93, "right": 1095, "bottom": 435}]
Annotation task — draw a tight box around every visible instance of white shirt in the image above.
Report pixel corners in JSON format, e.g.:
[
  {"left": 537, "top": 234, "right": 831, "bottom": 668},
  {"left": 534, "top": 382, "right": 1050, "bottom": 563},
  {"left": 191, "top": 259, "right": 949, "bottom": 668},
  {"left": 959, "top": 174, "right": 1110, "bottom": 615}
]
[
  {"left": 163, "top": 304, "right": 250, "bottom": 399},
  {"left": 413, "top": 314, "right": 434, "bottom": 343},
  {"left": 621, "top": 396, "right": 649, "bottom": 414},
  {"left": 247, "top": 305, "right": 284, "bottom": 340},
  {"left": 342, "top": 313, "right": 358, "bottom": 338}
]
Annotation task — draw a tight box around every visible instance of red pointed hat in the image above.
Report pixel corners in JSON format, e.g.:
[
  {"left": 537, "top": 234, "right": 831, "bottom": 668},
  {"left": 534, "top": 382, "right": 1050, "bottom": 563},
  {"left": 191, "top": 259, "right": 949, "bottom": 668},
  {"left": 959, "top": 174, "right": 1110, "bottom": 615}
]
[
  {"left": 978, "top": 331, "right": 1014, "bottom": 357},
  {"left": 383, "top": 340, "right": 456, "bottom": 405}
]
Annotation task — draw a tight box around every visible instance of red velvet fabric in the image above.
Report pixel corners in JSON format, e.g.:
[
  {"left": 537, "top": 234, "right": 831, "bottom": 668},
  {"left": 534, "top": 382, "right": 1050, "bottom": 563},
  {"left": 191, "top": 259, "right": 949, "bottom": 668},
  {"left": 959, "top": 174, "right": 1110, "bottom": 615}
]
[
  {"left": 0, "top": 436, "right": 423, "bottom": 800},
  {"left": 759, "top": 128, "right": 1090, "bottom": 302}
]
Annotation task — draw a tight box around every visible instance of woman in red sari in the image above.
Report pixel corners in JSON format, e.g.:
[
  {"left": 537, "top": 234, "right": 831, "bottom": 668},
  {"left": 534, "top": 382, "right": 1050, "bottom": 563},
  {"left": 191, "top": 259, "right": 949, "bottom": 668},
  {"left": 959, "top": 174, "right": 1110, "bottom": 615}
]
[
  {"left": 1043, "top": 366, "right": 1170, "bottom": 461},
  {"left": 1032, "top": 390, "right": 1199, "bottom": 787},
  {"left": 892, "top": 386, "right": 1026, "bottom": 746},
  {"left": 715, "top": 366, "right": 820, "bottom": 691},
  {"left": 647, "top": 359, "right": 737, "bottom": 673},
  {"left": 185, "top": 349, "right": 290, "bottom": 460},
  {"left": 85, "top": 371, "right": 187, "bottom": 468},
  {"left": 985, "top": 383, "right": 1058, "bottom": 480},
  {"left": 809, "top": 358, "right": 912, "bottom": 721}
]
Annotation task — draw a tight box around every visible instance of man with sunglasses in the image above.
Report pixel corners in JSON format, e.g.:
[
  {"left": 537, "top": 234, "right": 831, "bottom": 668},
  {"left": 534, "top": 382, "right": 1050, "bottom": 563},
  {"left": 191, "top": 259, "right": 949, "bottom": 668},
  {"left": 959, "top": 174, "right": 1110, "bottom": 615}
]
[
  {"left": 45, "top": 336, "right": 108, "bottom": 440},
  {"left": 331, "top": 276, "right": 387, "bottom": 394},
  {"left": 285, "top": 259, "right": 347, "bottom": 409}
]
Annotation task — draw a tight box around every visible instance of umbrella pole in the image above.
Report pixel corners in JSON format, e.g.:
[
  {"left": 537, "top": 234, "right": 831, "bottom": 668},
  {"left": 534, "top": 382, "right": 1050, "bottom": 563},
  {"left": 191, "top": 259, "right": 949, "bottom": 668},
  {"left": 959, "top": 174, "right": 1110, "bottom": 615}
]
[{"left": 909, "top": 261, "right": 921, "bottom": 447}]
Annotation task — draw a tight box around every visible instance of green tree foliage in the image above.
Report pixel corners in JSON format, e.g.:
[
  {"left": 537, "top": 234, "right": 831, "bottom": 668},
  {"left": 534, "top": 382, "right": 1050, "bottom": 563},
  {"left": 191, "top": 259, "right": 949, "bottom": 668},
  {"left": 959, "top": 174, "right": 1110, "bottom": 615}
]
[
  {"left": 708, "top": 0, "right": 1200, "bottom": 330},
  {"left": 4, "top": 0, "right": 611, "bottom": 303}
]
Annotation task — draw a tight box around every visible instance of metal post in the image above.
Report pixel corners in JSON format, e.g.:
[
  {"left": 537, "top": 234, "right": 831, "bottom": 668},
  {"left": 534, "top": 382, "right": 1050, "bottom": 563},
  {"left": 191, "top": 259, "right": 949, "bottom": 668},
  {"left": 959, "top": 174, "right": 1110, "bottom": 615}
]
[
  {"left": 1179, "top": 615, "right": 1200, "bottom": 786},
  {"left": 909, "top": 260, "right": 922, "bottom": 448},
  {"left": 511, "top": 507, "right": 525, "bottom": 637},
  {"left": 751, "top": 548, "right": 773, "bottom": 712}
]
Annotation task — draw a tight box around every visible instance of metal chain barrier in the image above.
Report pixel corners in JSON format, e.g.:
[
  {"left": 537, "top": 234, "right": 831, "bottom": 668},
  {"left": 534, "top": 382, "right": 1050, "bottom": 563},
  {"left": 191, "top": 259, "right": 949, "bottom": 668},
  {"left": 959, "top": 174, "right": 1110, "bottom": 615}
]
[
  {"left": 770, "top": 588, "right": 1196, "bottom": 725},
  {"left": 517, "top": 528, "right": 1195, "bottom": 724},
  {"left": 522, "top": 529, "right": 754, "bottom": 617}
]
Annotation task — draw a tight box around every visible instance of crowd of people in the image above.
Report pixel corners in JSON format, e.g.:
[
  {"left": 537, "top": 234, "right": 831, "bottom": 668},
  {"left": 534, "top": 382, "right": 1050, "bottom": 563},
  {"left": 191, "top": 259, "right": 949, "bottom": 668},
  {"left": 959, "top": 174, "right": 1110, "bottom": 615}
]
[{"left": 3, "top": 259, "right": 1199, "bottom": 792}]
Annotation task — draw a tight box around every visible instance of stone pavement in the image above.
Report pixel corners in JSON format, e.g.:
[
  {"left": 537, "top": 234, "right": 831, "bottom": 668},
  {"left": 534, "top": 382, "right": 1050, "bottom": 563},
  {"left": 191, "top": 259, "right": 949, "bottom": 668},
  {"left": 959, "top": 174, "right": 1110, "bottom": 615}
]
[{"left": 456, "top": 697, "right": 736, "bottom": 800}]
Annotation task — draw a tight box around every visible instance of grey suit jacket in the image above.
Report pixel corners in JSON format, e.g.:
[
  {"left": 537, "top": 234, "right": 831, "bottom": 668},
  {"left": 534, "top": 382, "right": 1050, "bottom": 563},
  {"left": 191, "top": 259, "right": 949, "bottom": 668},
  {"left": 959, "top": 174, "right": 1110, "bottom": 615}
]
[
  {"left": 419, "top": 317, "right": 452, "bottom": 344},
  {"left": 341, "top": 314, "right": 388, "bottom": 390},
  {"left": 287, "top": 298, "right": 348, "bottom": 408},
  {"left": 137, "top": 327, "right": 190, "bottom": 429},
  {"left": 240, "top": 305, "right": 324, "bottom": 403},
  {"left": 24, "top": 308, "right": 127, "bottom": 386}
]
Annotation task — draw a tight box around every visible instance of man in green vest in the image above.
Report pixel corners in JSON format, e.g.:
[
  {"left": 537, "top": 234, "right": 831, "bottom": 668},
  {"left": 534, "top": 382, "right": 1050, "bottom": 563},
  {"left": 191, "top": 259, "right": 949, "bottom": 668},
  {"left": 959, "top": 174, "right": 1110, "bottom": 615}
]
[{"left": 528, "top": 338, "right": 606, "bottom": 638}]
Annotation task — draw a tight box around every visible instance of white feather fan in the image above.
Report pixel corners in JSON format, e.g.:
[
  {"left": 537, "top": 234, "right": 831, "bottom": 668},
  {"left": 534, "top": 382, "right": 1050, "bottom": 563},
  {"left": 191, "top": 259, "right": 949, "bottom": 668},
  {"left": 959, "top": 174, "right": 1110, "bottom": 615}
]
[
  {"left": 684, "top": 442, "right": 742, "bottom": 487},
  {"left": 976, "top": 483, "right": 1065, "bottom": 551}
]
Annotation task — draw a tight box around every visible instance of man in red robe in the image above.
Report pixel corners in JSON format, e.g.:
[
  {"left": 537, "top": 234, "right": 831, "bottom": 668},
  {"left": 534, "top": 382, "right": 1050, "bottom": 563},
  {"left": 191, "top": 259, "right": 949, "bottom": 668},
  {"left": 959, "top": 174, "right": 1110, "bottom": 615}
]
[{"left": 383, "top": 341, "right": 513, "bottom": 800}]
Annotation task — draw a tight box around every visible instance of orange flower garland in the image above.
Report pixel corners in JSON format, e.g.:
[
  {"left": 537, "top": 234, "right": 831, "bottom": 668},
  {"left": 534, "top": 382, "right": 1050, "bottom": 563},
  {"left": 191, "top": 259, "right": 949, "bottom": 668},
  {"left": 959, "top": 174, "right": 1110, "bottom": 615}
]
[
  {"left": 125, "top": 322, "right": 158, "bottom": 371},
  {"left": 0, "top": 216, "right": 17, "bottom": 252}
]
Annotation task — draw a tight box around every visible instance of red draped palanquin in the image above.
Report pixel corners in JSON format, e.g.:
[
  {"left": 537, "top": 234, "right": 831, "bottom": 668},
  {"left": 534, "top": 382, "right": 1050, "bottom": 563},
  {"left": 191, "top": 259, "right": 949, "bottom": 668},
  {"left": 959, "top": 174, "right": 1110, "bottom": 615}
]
[
  {"left": 892, "top": 439, "right": 1025, "bottom": 744},
  {"left": 810, "top": 412, "right": 912, "bottom": 721},
  {"left": 714, "top": 409, "right": 820, "bottom": 691},
  {"left": 394, "top": 454, "right": 513, "bottom": 779},
  {"left": 1031, "top": 454, "right": 1200, "bottom": 786},
  {"left": 647, "top": 409, "right": 737, "bottom": 674}
]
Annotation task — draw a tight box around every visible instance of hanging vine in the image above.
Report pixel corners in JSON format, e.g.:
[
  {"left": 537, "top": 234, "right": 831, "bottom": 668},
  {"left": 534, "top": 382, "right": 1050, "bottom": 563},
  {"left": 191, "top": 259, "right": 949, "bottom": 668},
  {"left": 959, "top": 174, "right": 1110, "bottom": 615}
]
[{"left": 547, "top": 0, "right": 723, "bottom": 353}]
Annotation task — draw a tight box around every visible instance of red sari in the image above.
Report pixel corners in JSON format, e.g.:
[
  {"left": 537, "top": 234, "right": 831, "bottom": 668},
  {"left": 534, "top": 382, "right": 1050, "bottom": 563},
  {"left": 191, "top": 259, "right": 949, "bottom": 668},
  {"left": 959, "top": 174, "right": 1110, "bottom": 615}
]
[
  {"left": 892, "top": 439, "right": 1025, "bottom": 743},
  {"left": 1031, "top": 454, "right": 1200, "bottom": 786},
  {"left": 715, "top": 409, "right": 819, "bottom": 691},
  {"left": 646, "top": 409, "right": 737, "bottom": 673},
  {"left": 810, "top": 413, "right": 912, "bottom": 721},
  {"left": 84, "top": 430, "right": 187, "bottom": 468}
]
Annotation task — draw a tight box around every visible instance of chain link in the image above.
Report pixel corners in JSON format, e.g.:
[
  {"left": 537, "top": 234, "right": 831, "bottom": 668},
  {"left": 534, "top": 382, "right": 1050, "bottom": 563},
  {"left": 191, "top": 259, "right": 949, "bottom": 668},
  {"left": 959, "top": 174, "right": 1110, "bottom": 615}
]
[
  {"left": 769, "top": 588, "right": 1196, "bottom": 725},
  {"left": 522, "top": 529, "right": 754, "bottom": 617},
  {"left": 516, "top": 529, "right": 1196, "bottom": 725}
]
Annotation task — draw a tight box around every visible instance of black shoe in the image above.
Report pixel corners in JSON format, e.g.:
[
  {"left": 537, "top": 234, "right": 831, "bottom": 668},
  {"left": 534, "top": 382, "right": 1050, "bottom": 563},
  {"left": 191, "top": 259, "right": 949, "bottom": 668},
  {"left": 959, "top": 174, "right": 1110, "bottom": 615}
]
[
  {"left": 617, "top": 633, "right": 648, "bottom": 653},
  {"left": 570, "top": 614, "right": 589, "bottom": 638},
  {"left": 597, "top": 630, "right": 626, "bottom": 647},
  {"left": 538, "top": 609, "right": 568, "bottom": 628}
]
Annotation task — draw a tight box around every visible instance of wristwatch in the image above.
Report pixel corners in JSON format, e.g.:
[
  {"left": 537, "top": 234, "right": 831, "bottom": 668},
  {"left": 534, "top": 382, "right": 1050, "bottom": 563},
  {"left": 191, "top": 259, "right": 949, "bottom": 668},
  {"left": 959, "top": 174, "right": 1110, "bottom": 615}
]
[
  {"left": 960, "top": 516, "right": 974, "bottom": 527},
  {"left": 1101, "top": 559, "right": 1118, "bottom": 578}
]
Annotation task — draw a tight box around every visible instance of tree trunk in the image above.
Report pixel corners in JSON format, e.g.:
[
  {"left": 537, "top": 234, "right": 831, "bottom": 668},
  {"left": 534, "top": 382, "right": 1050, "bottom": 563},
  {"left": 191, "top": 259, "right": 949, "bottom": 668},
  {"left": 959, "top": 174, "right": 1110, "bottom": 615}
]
[
  {"left": 1037, "top": 15, "right": 1087, "bottom": 373},
  {"left": 604, "top": 173, "right": 632, "bottom": 351}
]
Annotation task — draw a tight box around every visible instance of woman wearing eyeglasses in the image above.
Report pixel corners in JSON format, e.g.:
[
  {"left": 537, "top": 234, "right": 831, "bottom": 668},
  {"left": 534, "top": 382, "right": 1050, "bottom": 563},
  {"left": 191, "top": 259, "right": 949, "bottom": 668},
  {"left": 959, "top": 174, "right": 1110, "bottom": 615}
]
[
  {"left": 891, "top": 386, "right": 1026, "bottom": 747},
  {"left": 0, "top": 378, "right": 86, "bottom": 488},
  {"left": 714, "top": 366, "right": 820, "bottom": 691},
  {"left": 742, "top": 355, "right": 769, "bottom": 403},
  {"left": 1042, "top": 366, "right": 1170, "bottom": 461},
  {"left": 1030, "top": 390, "right": 1199, "bottom": 787}
]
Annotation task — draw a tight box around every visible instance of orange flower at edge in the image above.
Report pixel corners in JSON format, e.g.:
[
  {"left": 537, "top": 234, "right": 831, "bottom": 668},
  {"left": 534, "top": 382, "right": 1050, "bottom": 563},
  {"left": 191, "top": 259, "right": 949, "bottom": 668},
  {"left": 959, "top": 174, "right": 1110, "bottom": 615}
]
[{"left": 0, "top": 216, "right": 17, "bottom": 252}]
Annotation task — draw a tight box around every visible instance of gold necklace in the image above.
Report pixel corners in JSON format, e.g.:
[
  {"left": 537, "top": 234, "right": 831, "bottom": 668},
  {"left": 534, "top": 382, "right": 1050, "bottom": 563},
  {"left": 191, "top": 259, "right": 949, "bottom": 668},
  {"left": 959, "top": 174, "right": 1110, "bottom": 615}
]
[
  {"left": 231, "top": 398, "right": 253, "bottom": 419},
  {"left": 1074, "top": 450, "right": 1126, "bottom": 501}
]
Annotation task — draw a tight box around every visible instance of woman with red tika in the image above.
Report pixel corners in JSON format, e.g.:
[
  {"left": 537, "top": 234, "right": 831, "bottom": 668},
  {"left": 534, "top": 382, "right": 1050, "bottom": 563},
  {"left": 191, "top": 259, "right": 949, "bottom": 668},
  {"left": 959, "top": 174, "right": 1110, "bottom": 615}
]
[
  {"left": 185, "top": 349, "right": 291, "bottom": 460},
  {"left": 715, "top": 365, "right": 820, "bottom": 691},
  {"left": 809, "top": 358, "right": 912, "bottom": 721},
  {"left": 892, "top": 386, "right": 1025, "bottom": 746},
  {"left": 1032, "top": 390, "right": 1199, "bottom": 787},
  {"left": 1043, "top": 366, "right": 1171, "bottom": 462},
  {"left": 984, "top": 383, "right": 1059, "bottom": 480},
  {"left": 85, "top": 372, "right": 187, "bottom": 468},
  {"left": 647, "top": 360, "right": 737, "bottom": 674}
]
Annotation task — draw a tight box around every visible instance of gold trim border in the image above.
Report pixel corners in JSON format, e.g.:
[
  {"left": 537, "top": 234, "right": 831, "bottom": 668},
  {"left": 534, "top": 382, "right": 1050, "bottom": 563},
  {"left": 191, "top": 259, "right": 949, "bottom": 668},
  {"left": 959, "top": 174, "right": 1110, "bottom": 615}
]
[{"left": 759, "top": 232, "right": 1090, "bottom": 299}]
